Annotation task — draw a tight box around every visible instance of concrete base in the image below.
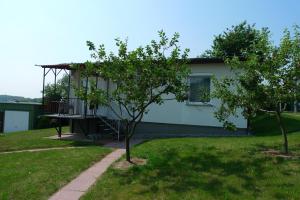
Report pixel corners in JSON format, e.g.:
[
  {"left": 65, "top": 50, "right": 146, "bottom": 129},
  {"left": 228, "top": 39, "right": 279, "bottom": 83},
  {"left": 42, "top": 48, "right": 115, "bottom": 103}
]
[
  {"left": 133, "top": 122, "right": 248, "bottom": 139},
  {"left": 70, "top": 119, "right": 249, "bottom": 139}
]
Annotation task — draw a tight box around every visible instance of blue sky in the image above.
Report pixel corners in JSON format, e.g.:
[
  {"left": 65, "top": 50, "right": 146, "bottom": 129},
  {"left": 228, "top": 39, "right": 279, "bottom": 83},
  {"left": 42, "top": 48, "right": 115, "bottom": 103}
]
[{"left": 0, "top": 0, "right": 299, "bottom": 98}]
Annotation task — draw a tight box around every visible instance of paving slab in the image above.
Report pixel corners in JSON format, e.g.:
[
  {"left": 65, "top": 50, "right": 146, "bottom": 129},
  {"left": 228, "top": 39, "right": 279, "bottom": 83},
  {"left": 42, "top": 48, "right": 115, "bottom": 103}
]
[
  {"left": 103, "top": 139, "right": 145, "bottom": 149},
  {"left": 49, "top": 149, "right": 125, "bottom": 200},
  {"left": 0, "top": 146, "right": 87, "bottom": 155}
]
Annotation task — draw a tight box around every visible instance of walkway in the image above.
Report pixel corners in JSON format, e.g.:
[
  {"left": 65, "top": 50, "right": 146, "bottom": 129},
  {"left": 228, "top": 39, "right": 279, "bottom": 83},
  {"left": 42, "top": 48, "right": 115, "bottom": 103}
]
[
  {"left": 0, "top": 146, "right": 87, "bottom": 155},
  {"left": 49, "top": 149, "right": 125, "bottom": 200}
]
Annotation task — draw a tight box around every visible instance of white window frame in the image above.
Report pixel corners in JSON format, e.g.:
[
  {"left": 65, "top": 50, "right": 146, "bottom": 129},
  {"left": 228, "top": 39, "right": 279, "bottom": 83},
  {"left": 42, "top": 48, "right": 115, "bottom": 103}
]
[{"left": 187, "top": 73, "right": 213, "bottom": 106}]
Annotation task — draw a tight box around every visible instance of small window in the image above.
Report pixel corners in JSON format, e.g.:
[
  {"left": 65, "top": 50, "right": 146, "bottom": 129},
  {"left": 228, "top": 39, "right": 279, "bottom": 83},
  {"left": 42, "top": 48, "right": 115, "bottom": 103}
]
[{"left": 189, "top": 76, "right": 211, "bottom": 103}]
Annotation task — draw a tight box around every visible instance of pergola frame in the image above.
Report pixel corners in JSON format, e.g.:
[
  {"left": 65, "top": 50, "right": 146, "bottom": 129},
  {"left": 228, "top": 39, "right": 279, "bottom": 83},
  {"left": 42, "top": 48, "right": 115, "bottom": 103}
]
[
  {"left": 36, "top": 63, "right": 100, "bottom": 118},
  {"left": 41, "top": 67, "right": 71, "bottom": 106}
]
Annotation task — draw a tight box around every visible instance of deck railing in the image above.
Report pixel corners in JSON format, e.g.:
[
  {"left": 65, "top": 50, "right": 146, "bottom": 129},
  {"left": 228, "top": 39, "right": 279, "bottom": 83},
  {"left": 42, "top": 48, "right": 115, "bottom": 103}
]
[{"left": 43, "top": 98, "right": 84, "bottom": 115}]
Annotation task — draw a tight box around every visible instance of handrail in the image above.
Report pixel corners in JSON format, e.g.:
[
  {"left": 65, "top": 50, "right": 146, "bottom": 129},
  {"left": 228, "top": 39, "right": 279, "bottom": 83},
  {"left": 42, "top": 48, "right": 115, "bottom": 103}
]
[{"left": 96, "top": 114, "right": 121, "bottom": 140}]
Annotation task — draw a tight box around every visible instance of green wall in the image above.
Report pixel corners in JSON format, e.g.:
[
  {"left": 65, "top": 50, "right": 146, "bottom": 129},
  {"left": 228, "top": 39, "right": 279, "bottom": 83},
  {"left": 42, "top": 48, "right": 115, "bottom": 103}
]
[{"left": 0, "top": 103, "right": 42, "bottom": 130}]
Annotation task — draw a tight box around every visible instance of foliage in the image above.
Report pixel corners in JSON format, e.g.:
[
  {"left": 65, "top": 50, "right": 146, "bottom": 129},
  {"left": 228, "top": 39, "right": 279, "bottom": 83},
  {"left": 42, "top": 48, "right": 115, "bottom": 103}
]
[
  {"left": 201, "top": 21, "right": 269, "bottom": 59},
  {"left": 44, "top": 74, "right": 69, "bottom": 102},
  {"left": 75, "top": 30, "right": 190, "bottom": 161},
  {"left": 213, "top": 25, "right": 300, "bottom": 153},
  {"left": 0, "top": 95, "right": 41, "bottom": 103}
]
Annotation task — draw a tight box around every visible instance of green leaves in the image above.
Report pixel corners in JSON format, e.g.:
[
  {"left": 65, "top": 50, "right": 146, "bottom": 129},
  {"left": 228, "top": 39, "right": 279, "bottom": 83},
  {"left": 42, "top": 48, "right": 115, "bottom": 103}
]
[
  {"left": 213, "top": 25, "right": 300, "bottom": 131},
  {"left": 86, "top": 41, "right": 95, "bottom": 51},
  {"left": 204, "top": 21, "right": 270, "bottom": 60},
  {"left": 77, "top": 31, "right": 190, "bottom": 125}
]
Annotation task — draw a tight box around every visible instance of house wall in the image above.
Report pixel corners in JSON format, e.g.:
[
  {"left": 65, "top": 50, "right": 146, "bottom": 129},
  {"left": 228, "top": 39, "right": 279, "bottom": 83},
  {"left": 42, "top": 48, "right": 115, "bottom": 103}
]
[
  {"left": 69, "top": 63, "right": 247, "bottom": 130},
  {"left": 70, "top": 71, "right": 110, "bottom": 116},
  {"left": 141, "top": 63, "right": 247, "bottom": 129}
]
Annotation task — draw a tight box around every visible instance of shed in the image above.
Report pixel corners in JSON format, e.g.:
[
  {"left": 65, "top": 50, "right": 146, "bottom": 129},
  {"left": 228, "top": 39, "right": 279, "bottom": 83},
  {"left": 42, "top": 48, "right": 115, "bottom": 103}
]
[{"left": 0, "top": 102, "right": 42, "bottom": 133}]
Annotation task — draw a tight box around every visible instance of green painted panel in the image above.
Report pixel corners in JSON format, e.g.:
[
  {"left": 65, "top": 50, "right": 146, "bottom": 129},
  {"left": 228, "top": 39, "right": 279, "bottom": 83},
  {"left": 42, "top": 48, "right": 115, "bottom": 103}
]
[{"left": 0, "top": 103, "right": 42, "bottom": 130}]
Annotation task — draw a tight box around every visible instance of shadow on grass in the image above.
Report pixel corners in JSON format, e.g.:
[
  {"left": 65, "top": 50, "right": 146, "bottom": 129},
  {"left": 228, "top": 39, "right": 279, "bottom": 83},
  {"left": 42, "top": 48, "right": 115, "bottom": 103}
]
[
  {"left": 63, "top": 140, "right": 99, "bottom": 147},
  {"left": 112, "top": 147, "right": 272, "bottom": 199},
  {"left": 251, "top": 112, "right": 300, "bottom": 136}
]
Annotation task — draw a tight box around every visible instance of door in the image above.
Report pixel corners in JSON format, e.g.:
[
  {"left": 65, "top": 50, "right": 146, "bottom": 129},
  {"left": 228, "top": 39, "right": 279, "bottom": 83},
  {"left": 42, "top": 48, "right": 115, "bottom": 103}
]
[
  {"left": 0, "top": 112, "right": 4, "bottom": 133},
  {"left": 4, "top": 111, "right": 29, "bottom": 133}
]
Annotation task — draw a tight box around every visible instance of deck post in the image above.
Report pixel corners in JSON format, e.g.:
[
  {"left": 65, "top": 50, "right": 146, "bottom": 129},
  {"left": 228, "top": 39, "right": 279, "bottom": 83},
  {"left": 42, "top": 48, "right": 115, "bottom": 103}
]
[
  {"left": 58, "top": 117, "right": 62, "bottom": 138},
  {"left": 42, "top": 67, "right": 46, "bottom": 108},
  {"left": 67, "top": 71, "right": 71, "bottom": 100},
  {"left": 84, "top": 76, "right": 88, "bottom": 118},
  {"left": 54, "top": 68, "right": 57, "bottom": 93},
  {"left": 67, "top": 71, "right": 71, "bottom": 112}
]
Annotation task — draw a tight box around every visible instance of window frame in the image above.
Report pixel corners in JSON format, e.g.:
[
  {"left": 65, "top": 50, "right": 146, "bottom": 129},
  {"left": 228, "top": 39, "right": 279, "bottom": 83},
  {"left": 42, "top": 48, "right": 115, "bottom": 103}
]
[{"left": 187, "top": 73, "right": 213, "bottom": 106}]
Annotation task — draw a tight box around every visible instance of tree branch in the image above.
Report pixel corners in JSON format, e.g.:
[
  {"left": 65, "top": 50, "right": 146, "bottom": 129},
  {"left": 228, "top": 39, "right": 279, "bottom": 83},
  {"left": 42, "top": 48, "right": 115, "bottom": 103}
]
[
  {"left": 118, "top": 100, "right": 135, "bottom": 118},
  {"left": 259, "top": 108, "right": 276, "bottom": 113}
]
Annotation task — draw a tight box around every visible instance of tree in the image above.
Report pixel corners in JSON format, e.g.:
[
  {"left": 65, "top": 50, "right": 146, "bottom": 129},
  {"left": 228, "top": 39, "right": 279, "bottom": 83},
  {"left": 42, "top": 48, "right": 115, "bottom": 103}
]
[
  {"left": 213, "top": 26, "right": 300, "bottom": 154},
  {"left": 44, "top": 75, "right": 69, "bottom": 102},
  {"left": 76, "top": 31, "right": 190, "bottom": 162},
  {"left": 201, "top": 21, "right": 269, "bottom": 59},
  {"left": 202, "top": 22, "right": 271, "bottom": 132}
]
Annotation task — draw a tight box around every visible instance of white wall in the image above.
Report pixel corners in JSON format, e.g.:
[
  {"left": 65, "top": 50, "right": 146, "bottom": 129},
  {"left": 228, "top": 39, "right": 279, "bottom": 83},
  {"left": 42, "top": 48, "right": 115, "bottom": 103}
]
[
  {"left": 70, "top": 63, "right": 247, "bottom": 129},
  {"left": 4, "top": 110, "right": 29, "bottom": 133},
  {"left": 142, "top": 63, "right": 247, "bottom": 128}
]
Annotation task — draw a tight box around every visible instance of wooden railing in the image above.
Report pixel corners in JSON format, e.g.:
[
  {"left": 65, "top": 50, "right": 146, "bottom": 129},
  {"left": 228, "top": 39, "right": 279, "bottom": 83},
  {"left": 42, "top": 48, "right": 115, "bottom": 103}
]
[{"left": 43, "top": 98, "right": 84, "bottom": 115}]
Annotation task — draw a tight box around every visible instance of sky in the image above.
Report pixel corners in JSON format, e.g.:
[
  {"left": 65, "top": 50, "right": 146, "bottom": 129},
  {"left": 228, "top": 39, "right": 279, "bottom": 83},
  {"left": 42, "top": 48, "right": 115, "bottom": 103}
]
[{"left": 0, "top": 0, "right": 300, "bottom": 98}]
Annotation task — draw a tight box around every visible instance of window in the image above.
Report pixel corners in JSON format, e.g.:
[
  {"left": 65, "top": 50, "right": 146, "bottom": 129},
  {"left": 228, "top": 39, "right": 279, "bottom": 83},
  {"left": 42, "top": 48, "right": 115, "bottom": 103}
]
[{"left": 188, "top": 75, "right": 211, "bottom": 103}]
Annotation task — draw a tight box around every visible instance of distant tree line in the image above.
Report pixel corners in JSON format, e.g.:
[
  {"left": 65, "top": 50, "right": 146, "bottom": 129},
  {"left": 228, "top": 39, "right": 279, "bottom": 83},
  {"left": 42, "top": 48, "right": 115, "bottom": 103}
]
[{"left": 0, "top": 95, "right": 41, "bottom": 103}]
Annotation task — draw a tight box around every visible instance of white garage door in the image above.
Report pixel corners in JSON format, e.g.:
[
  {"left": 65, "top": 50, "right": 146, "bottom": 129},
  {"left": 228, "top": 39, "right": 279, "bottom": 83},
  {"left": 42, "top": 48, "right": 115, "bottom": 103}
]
[{"left": 4, "top": 111, "right": 29, "bottom": 133}]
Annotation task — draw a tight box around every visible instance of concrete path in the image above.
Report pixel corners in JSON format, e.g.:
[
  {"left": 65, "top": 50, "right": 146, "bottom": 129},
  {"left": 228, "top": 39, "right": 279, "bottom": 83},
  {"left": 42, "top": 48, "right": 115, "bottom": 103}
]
[
  {"left": 47, "top": 134, "right": 93, "bottom": 142},
  {"left": 103, "top": 139, "right": 145, "bottom": 149},
  {"left": 49, "top": 149, "right": 125, "bottom": 200},
  {"left": 0, "top": 146, "right": 87, "bottom": 155}
]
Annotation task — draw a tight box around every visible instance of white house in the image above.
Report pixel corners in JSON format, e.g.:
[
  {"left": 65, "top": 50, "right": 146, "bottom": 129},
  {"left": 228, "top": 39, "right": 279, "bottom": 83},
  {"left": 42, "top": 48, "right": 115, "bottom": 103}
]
[{"left": 38, "top": 58, "right": 248, "bottom": 139}]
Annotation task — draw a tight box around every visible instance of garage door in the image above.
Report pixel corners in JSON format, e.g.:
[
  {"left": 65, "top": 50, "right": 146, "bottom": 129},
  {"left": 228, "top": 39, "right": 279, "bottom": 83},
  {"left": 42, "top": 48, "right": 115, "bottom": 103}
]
[{"left": 4, "top": 111, "right": 29, "bottom": 133}]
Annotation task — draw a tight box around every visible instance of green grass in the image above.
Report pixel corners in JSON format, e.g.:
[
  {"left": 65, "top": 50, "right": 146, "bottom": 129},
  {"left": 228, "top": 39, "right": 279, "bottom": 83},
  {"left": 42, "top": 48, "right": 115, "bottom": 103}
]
[
  {"left": 0, "top": 147, "right": 111, "bottom": 200},
  {"left": 82, "top": 113, "right": 300, "bottom": 200},
  {"left": 252, "top": 112, "right": 300, "bottom": 136},
  {"left": 0, "top": 127, "right": 93, "bottom": 152}
]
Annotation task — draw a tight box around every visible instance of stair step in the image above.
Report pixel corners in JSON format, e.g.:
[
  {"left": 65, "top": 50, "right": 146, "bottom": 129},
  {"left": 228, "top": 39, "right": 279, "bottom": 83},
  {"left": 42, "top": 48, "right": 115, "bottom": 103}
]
[{"left": 97, "top": 124, "right": 106, "bottom": 127}]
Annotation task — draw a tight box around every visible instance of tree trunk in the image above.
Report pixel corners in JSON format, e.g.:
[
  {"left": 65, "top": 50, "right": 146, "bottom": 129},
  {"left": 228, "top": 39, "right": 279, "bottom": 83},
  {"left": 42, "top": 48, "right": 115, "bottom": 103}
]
[
  {"left": 125, "top": 120, "right": 139, "bottom": 162},
  {"left": 246, "top": 118, "right": 251, "bottom": 135},
  {"left": 275, "top": 110, "right": 288, "bottom": 154},
  {"left": 125, "top": 133, "right": 130, "bottom": 162}
]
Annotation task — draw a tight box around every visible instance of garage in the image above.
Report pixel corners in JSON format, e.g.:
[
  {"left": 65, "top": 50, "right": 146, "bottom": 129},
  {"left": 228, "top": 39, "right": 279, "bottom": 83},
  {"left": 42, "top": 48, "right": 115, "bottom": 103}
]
[
  {"left": 0, "top": 102, "right": 42, "bottom": 133},
  {"left": 4, "top": 111, "right": 29, "bottom": 133}
]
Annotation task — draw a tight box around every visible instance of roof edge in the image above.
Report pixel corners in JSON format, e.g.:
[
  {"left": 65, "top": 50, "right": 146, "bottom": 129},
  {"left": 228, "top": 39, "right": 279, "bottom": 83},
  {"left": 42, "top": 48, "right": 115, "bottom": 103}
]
[{"left": 36, "top": 58, "right": 224, "bottom": 69}]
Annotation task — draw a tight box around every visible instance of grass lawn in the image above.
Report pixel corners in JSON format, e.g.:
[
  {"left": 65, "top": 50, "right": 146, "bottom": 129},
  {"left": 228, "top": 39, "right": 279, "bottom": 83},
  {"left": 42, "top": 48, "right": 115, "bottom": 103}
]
[
  {"left": 0, "top": 127, "right": 112, "bottom": 199},
  {"left": 252, "top": 112, "right": 300, "bottom": 136},
  {"left": 82, "top": 113, "right": 300, "bottom": 200},
  {"left": 0, "top": 147, "right": 112, "bottom": 200},
  {"left": 0, "top": 127, "right": 92, "bottom": 152}
]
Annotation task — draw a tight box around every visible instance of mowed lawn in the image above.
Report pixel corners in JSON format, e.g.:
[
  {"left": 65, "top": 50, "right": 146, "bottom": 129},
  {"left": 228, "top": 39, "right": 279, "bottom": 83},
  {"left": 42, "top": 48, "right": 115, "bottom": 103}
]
[
  {"left": 82, "top": 113, "right": 300, "bottom": 200},
  {"left": 0, "top": 127, "right": 92, "bottom": 152},
  {"left": 0, "top": 147, "right": 111, "bottom": 200},
  {"left": 0, "top": 128, "right": 112, "bottom": 200}
]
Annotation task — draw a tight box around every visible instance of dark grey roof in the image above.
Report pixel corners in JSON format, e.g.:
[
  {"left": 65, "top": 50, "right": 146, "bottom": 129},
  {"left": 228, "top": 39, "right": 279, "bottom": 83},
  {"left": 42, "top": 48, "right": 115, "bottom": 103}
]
[{"left": 36, "top": 58, "right": 224, "bottom": 69}]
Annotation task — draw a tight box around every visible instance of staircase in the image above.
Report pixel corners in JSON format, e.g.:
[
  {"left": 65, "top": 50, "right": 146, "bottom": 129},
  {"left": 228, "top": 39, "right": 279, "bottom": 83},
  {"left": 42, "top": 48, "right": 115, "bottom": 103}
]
[{"left": 96, "top": 115, "right": 123, "bottom": 141}]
